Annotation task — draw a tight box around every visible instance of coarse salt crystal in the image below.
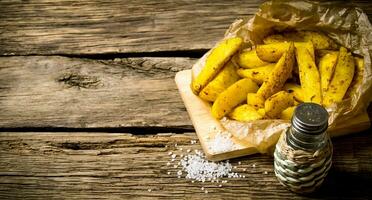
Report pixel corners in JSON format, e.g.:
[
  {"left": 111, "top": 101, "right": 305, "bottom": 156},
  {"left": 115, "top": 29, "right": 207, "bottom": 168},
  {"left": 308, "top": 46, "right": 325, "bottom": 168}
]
[
  {"left": 252, "top": 164, "right": 256, "bottom": 168},
  {"left": 206, "top": 133, "right": 240, "bottom": 154},
  {"left": 166, "top": 162, "right": 170, "bottom": 166},
  {"left": 148, "top": 189, "right": 152, "bottom": 192},
  {"left": 167, "top": 172, "right": 171, "bottom": 175},
  {"left": 201, "top": 187, "right": 204, "bottom": 191},
  {"left": 238, "top": 162, "right": 241, "bottom": 165},
  {"left": 264, "top": 171, "right": 268, "bottom": 174},
  {"left": 219, "top": 184, "right": 222, "bottom": 187},
  {"left": 168, "top": 152, "right": 173, "bottom": 155},
  {"left": 171, "top": 154, "right": 177, "bottom": 159},
  {"left": 205, "top": 190, "right": 208, "bottom": 194}
]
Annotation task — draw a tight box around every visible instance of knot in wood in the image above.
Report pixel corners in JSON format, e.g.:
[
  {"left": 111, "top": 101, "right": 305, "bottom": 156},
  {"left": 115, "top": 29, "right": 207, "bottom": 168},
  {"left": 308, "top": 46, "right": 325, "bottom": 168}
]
[{"left": 57, "top": 73, "right": 102, "bottom": 89}]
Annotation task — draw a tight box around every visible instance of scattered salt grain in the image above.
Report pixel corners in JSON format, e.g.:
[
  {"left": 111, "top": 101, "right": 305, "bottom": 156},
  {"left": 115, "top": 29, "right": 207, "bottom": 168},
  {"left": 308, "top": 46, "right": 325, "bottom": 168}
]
[
  {"left": 205, "top": 190, "right": 208, "bottom": 194},
  {"left": 243, "top": 168, "right": 247, "bottom": 172},
  {"left": 252, "top": 164, "right": 256, "bottom": 168},
  {"left": 238, "top": 162, "right": 241, "bottom": 165},
  {"left": 201, "top": 187, "right": 204, "bottom": 191},
  {"left": 180, "top": 148, "right": 183, "bottom": 151},
  {"left": 179, "top": 152, "right": 240, "bottom": 182},
  {"left": 206, "top": 133, "right": 240, "bottom": 154},
  {"left": 171, "top": 154, "right": 177, "bottom": 159},
  {"left": 243, "top": 175, "right": 246, "bottom": 178},
  {"left": 187, "top": 149, "right": 191, "bottom": 153},
  {"left": 174, "top": 165, "right": 178, "bottom": 168},
  {"left": 219, "top": 184, "right": 222, "bottom": 187},
  {"left": 175, "top": 143, "right": 178, "bottom": 147},
  {"left": 167, "top": 172, "right": 171, "bottom": 175},
  {"left": 171, "top": 159, "right": 175, "bottom": 162},
  {"left": 148, "top": 189, "right": 152, "bottom": 192},
  {"left": 177, "top": 170, "right": 182, "bottom": 176},
  {"left": 168, "top": 152, "right": 173, "bottom": 155},
  {"left": 178, "top": 176, "right": 181, "bottom": 178},
  {"left": 233, "top": 166, "right": 237, "bottom": 169},
  {"left": 166, "top": 162, "right": 170, "bottom": 166},
  {"left": 264, "top": 171, "right": 268, "bottom": 175}
]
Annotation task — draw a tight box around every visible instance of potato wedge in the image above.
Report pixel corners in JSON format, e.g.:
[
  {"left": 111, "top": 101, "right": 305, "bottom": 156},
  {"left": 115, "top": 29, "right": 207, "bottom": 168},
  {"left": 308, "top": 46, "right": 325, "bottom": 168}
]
[
  {"left": 256, "top": 42, "right": 314, "bottom": 63},
  {"left": 264, "top": 31, "right": 337, "bottom": 50},
  {"left": 234, "top": 49, "right": 270, "bottom": 68},
  {"left": 237, "top": 63, "right": 275, "bottom": 84},
  {"left": 300, "top": 31, "right": 338, "bottom": 50},
  {"left": 228, "top": 104, "right": 264, "bottom": 122},
  {"left": 345, "top": 57, "right": 364, "bottom": 98},
  {"left": 295, "top": 42, "right": 322, "bottom": 104},
  {"left": 191, "top": 37, "right": 243, "bottom": 94},
  {"left": 323, "top": 47, "right": 355, "bottom": 106},
  {"left": 257, "top": 108, "right": 266, "bottom": 117},
  {"left": 256, "top": 42, "right": 290, "bottom": 62},
  {"left": 247, "top": 93, "right": 265, "bottom": 109},
  {"left": 265, "top": 91, "right": 294, "bottom": 119},
  {"left": 280, "top": 106, "right": 296, "bottom": 120},
  {"left": 257, "top": 42, "right": 295, "bottom": 99},
  {"left": 284, "top": 83, "right": 304, "bottom": 102},
  {"left": 199, "top": 62, "right": 240, "bottom": 102},
  {"left": 212, "top": 78, "right": 259, "bottom": 119},
  {"left": 319, "top": 51, "right": 338, "bottom": 94}
]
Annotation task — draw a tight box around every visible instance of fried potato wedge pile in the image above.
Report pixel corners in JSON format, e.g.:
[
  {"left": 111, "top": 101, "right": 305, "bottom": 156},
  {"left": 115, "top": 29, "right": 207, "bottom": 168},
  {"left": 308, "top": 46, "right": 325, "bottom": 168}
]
[{"left": 191, "top": 31, "right": 361, "bottom": 122}]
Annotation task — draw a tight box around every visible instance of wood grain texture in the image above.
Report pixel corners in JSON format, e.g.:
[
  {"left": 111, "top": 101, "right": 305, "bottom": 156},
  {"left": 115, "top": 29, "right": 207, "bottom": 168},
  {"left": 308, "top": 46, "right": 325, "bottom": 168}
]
[
  {"left": 0, "top": 0, "right": 371, "bottom": 55},
  {"left": 0, "top": 56, "right": 195, "bottom": 129},
  {"left": 0, "top": 131, "right": 371, "bottom": 200},
  {"left": 0, "top": 0, "right": 262, "bottom": 55}
]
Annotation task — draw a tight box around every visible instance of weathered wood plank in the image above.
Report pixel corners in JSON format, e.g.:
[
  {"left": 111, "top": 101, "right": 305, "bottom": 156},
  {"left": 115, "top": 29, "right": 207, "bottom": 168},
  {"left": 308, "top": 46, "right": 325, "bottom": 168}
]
[
  {"left": 0, "top": 0, "right": 371, "bottom": 55},
  {"left": 0, "top": 131, "right": 371, "bottom": 199},
  {"left": 0, "top": 0, "right": 262, "bottom": 55},
  {"left": 0, "top": 56, "right": 195, "bottom": 129}
]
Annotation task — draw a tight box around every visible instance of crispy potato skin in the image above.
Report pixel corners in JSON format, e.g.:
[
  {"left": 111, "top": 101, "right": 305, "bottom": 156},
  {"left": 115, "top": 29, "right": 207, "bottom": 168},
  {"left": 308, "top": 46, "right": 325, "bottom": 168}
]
[
  {"left": 295, "top": 42, "right": 322, "bottom": 104},
  {"left": 283, "top": 83, "right": 304, "bottom": 102},
  {"left": 247, "top": 93, "right": 265, "bottom": 109},
  {"left": 280, "top": 106, "right": 296, "bottom": 120},
  {"left": 191, "top": 37, "right": 243, "bottom": 95},
  {"left": 257, "top": 42, "right": 295, "bottom": 99},
  {"left": 319, "top": 52, "right": 338, "bottom": 94},
  {"left": 264, "top": 91, "right": 294, "bottom": 119},
  {"left": 323, "top": 47, "right": 355, "bottom": 106},
  {"left": 345, "top": 57, "right": 364, "bottom": 98},
  {"left": 199, "top": 62, "right": 239, "bottom": 102},
  {"left": 235, "top": 49, "right": 270, "bottom": 69},
  {"left": 237, "top": 64, "right": 275, "bottom": 84},
  {"left": 212, "top": 78, "right": 259, "bottom": 119},
  {"left": 228, "top": 104, "right": 264, "bottom": 122}
]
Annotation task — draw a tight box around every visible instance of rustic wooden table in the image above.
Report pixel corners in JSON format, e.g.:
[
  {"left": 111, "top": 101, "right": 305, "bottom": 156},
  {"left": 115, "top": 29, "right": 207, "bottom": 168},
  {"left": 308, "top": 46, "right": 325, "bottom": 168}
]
[{"left": 0, "top": 1, "right": 371, "bottom": 199}]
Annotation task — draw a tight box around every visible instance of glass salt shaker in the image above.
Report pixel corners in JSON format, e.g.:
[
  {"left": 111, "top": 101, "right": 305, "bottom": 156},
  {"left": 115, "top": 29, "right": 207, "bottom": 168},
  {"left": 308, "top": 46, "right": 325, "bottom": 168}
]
[{"left": 274, "top": 103, "right": 332, "bottom": 194}]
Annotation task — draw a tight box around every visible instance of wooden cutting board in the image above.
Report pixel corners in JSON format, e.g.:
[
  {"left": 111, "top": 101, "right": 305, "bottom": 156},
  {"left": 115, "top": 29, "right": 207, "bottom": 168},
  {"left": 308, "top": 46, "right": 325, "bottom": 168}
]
[{"left": 175, "top": 70, "right": 258, "bottom": 161}]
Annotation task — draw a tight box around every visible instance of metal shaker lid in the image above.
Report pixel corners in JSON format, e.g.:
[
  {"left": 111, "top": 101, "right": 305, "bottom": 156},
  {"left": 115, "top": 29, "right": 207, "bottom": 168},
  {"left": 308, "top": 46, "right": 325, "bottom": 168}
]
[{"left": 292, "top": 103, "right": 329, "bottom": 135}]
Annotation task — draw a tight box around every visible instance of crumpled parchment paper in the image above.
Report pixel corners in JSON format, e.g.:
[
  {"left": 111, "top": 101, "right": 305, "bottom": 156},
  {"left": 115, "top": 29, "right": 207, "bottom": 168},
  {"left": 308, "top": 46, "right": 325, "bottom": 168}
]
[{"left": 191, "top": 0, "right": 372, "bottom": 154}]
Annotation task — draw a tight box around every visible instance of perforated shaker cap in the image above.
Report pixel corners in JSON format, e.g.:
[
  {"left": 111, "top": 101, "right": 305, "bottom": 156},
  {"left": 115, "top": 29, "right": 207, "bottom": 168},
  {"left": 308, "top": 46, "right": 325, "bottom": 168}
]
[{"left": 291, "top": 103, "right": 329, "bottom": 135}]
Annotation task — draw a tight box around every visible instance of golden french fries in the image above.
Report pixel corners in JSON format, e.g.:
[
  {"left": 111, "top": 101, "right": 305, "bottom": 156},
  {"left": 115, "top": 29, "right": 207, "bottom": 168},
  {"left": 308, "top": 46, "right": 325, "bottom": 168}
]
[
  {"left": 280, "top": 106, "right": 296, "bottom": 120},
  {"left": 199, "top": 62, "right": 240, "bottom": 102},
  {"left": 257, "top": 42, "right": 295, "bottom": 99},
  {"left": 283, "top": 83, "right": 304, "bottom": 102},
  {"left": 211, "top": 78, "right": 259, "bottom": 119},
  {"left": 247, "top": 93, "right": 265, "bottom": 109},
  {"left": 193, "top": 30, "right": 363, "bottom": 122},
  {"left": 191, "top": 37, "right": 243, "bottom": 95},
  {"left": 256, "top": 42, "right": 290, "bottom": 62},
  {"left": 319, "top": 51, "right": 338, "bottom": 94},
  {"left": 323, "top": 47, "right": 355, "bottom": 106},
  {"left": 345, "top": 57, "right": 364, "bottom": 98},
  {"left": 264, "top": 31, "right": 337, "bottom": 50},
  {"left": 234, "top": 49, "right": 270, "bottom": 68},
  {"left": 228, "top": 104, "right": 264, "bottom": 121},
  {"left": 295, "top": 42, "right": 322, "bottom": 104},
  {"left": 237, "top": 63, "right": 275, "bottom": 84},
  {"left": 265, "top": 91, "right": 294, "bottom": 119}
]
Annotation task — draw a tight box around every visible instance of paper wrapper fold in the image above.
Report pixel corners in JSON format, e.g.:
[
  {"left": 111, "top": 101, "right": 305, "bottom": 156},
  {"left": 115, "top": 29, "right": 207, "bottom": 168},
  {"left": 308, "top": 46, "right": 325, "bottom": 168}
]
[{"left": 191, "top": 0, "right": 372, "bottom": 154}]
